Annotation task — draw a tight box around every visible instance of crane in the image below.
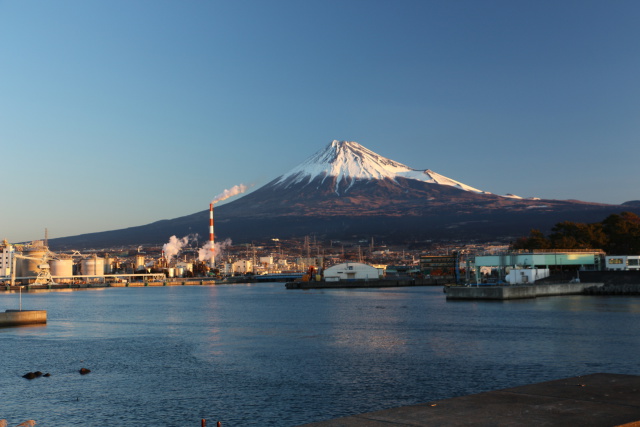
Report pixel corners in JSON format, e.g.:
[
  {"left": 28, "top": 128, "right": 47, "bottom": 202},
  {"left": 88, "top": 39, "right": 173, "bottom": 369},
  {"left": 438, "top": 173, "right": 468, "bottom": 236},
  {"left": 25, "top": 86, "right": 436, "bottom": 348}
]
[{"left": 10, "top": 252, "right": 54, "bottom": 286}]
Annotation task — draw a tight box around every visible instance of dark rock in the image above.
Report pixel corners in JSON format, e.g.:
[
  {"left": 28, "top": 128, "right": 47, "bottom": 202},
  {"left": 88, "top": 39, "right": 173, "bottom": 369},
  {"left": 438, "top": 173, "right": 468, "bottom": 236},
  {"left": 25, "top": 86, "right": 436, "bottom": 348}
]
[
  {"left": 43, "top": 373, "right": 51, "bottom": 377},
  {"left": 79, "top": 368, "right": 91, "bottom": 375},
  {"left": 22, "top": 372, "right": 37, "bottom": 380}
]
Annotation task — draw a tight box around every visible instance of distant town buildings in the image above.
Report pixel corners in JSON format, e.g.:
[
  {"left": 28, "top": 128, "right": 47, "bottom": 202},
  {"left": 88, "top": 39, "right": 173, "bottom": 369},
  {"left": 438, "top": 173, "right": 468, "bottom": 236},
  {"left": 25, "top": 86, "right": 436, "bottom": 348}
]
[{"left": 3, "top": 234, "right": 640, "bottom": 286}]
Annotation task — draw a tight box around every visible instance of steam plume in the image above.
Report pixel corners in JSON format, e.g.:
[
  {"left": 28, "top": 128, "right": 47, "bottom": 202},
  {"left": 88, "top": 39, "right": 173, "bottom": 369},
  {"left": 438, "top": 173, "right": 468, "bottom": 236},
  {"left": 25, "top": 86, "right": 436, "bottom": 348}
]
[
  {"left": 211, "top": 184, "right": 248, "bottom": 204},
  {"left": 198, "top": 238, "right": 232, "bottom": 263},
  {"left": 162, "top": 235, "right": 195, "bottom": 262}
]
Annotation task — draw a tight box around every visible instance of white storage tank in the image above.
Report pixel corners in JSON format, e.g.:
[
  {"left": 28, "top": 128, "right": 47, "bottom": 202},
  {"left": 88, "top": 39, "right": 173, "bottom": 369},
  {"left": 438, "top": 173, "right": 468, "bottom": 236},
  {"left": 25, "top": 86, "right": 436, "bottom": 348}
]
[
  {"left": 176, "top": 262, "right": 192, "bottom": 276},
  {"left": 104, "top": 255, "right": 114, "bottom": 274},
  {"left": 17, "top": 248, "right": 47, "bottom": 277},
  {"left": 50, "top": 259, "right": 74, "bottom": 277},
  {"left": 82, "top": 256, "right": 105, "bottom": 276},
  {"left": 135, "top": 254, "right": 146, "bottom": 270}
]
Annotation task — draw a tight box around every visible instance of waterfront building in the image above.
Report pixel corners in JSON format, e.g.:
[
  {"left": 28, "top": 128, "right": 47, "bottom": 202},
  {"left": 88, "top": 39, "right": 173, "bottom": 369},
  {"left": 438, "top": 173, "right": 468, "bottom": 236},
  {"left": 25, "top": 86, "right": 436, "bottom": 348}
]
[
  {"left": 473, "top": 250, "right": 605, "bottom": 284},
  {"left": 419, "top": 254, "right": 459, "bottom": 283},
  {"left": 323, "top": 262, "right": 381, "bottom": 282},
  {"left": 504, "top": 268, "right": 550, "bottom": 284},
  {"left": 385, "top": 265, "right": 420, "bottom": 276},
  {"left": 0, "top": 240, "right": 14, "bottom": 278},
  {"left": 605, "top": 255, "right": 640, "bottom": 271},
  {"left": 230, "top": 259, "right": 253, "bottom": 274}
]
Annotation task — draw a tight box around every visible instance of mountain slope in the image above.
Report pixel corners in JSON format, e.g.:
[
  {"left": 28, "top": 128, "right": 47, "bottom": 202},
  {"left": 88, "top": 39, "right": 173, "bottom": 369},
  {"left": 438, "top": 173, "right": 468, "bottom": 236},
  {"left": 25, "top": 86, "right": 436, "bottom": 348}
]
[{"left": 48, "top": 140, "right": 639, "bottom": 249}]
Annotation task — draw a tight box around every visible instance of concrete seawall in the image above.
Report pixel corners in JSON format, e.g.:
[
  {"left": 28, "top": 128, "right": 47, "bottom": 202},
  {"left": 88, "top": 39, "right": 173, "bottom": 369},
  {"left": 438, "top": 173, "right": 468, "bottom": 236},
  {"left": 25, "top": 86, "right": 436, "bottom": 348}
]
[
  {"left": 446, "top": 283, "right": 599, "bottom": 300},
  {"left": 2, "top": 279, "right": 226, "bottom": 292},
  {"left": 0, "top": 310, "right": 47, "bottom": 327},
  {"left": 286, "top": 279, "right": 421, "bottom": 290}
]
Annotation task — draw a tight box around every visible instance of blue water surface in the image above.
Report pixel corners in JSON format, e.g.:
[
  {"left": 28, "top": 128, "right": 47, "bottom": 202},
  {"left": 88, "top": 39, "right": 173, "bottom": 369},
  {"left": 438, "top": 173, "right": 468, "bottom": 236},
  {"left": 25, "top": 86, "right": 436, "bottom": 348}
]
[{"left": 0, "top": 284, "right": 638, "bottom": 426}]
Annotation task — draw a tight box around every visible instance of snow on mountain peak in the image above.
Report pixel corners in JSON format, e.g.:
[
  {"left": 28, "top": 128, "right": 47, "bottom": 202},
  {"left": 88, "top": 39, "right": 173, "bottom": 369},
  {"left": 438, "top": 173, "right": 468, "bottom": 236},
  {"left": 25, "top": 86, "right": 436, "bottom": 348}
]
[
  {"left": 275, "top": 140, "right": 409, "bottom": 184},
  {"left": 273, "top": 140, "right": 486, "bottom": 194}
]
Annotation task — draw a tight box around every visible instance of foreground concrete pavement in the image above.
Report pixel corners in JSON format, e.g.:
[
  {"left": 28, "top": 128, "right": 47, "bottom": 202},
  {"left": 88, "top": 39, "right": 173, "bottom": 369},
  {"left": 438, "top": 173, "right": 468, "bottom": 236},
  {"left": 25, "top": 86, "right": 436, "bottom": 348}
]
[{"left": 301, "top": 373, "right": 640, "bottom": 426}]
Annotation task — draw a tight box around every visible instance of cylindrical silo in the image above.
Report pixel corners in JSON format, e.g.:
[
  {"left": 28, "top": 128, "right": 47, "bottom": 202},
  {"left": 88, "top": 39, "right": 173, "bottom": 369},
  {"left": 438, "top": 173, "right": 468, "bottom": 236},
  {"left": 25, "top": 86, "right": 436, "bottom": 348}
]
[
  {"left": 17, "top": 248, "right": 47, "bottom": 277},
  {"left": 104, "top": 255, "right": 113, "bottom": 274},
  {"left": 81, "top": 256, "right": 105, "bottom": 276},
  {"left": 50, "top": 259, "right": 74, "bottom": 277},
  {"left": 135, "top": 254, "right": 146, "bottom": 269}
]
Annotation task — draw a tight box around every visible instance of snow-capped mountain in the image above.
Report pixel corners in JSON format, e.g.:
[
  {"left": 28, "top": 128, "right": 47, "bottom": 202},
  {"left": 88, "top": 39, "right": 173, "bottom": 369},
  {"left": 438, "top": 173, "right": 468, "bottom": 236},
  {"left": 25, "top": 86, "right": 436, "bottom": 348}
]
[
  {"left": 274, "top": 140, "right": 486, "bottom": 194},
  {"left": 49, "top": 140, "right": 639, "bottom": 249}
]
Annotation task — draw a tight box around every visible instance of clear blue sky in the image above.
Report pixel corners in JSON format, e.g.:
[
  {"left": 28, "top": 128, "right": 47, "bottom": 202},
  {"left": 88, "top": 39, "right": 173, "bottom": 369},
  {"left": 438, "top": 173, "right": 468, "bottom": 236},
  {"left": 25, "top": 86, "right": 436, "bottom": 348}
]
[{"left": 1, "top": 0, "right": 639, "bottom": 242}]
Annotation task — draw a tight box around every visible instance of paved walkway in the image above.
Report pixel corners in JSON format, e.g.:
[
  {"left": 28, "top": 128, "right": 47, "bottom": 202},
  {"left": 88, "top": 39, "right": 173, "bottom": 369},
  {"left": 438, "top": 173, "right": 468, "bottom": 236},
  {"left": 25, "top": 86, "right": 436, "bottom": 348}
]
[{"left": 301, "top": 373, "right": 640, "bottom": 426}]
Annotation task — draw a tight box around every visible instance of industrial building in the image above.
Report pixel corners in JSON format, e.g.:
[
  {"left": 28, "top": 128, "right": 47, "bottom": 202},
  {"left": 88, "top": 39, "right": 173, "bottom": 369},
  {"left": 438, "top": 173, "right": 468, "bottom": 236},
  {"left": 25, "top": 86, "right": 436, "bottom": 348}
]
[
  {"left": 605, "top": 255, "right": 640, "bottom": 271},
  {"left": 323, "top": 262, "right": 382, "bottom": 282},
  {"left": 0, "top": 240, "right": 15, "bottom": 277},
  {"left": 0, "top": 240, "right": 169, "bottom": 286},
  {"left": 473, "top": 250, "right": 605, "bottom": 284},
  {"left": 419, "top": 254, "right": 459, "bottom": 280}
]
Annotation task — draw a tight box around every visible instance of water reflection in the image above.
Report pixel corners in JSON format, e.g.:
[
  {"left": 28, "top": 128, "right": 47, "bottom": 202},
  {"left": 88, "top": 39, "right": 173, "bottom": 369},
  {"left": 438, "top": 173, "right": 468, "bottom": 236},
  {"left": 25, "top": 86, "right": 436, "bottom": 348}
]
[{"left": 1, "top": 285, "right": 640, "bottom": 426}]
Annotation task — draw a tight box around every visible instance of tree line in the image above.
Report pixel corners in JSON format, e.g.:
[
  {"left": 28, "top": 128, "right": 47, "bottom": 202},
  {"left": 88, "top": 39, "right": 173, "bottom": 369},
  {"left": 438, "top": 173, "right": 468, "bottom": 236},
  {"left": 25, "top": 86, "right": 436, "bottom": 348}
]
[{"left": 511, "top": 212, "right": 640, "bottom": 255}]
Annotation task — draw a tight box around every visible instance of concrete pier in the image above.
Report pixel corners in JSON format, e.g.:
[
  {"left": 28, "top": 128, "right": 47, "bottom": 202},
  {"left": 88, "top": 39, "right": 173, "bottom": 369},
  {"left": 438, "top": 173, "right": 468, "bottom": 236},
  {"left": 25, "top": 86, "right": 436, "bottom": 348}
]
[
  {"left": 301, "top": 373, "right": 640, "bottom": 426},
  {"left": 0, "top": 310, "right": 47, "bottom": 327},
  {"left": 445, "top": 283, "right": 598, "bottom": 300}
]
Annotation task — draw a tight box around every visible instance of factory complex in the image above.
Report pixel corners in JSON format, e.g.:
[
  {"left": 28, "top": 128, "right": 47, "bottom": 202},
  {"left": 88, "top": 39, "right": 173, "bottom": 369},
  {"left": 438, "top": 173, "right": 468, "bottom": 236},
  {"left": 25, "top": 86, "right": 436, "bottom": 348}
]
[
  {"left": 0, "top": 236, "right": 465, "bottom": 287},
  {"left": 0, "top": 237, "right": 398, "bottom": 287},
  {"left": 2, "top": 233, "right": 640, "bottom": 288}
]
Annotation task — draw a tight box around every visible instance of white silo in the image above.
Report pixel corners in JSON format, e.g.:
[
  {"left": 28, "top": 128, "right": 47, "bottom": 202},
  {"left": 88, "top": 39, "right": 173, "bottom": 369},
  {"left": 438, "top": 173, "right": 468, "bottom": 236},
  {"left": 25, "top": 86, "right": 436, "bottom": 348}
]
[
  {"left": 17, "top": 247, "right": 48, "bottom": 277},
  {"left": 82, "top": 256, "right": 105, "bottom": 276},
  {"left": 104, "top": 255, "right": 114, "bottom": 274},
  {"left": 135, "top": 254, "right": 146, "bottom": 270},
  {"left": 50, "top": 259, "right": 74, "bottom": 277}
]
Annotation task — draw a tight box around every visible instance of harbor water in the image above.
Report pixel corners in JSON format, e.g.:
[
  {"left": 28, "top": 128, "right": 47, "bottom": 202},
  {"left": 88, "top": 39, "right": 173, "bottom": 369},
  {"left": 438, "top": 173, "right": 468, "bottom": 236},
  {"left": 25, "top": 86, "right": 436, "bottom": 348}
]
[{"left": 1, "top": 284, "right": 639, "bottom": 426}]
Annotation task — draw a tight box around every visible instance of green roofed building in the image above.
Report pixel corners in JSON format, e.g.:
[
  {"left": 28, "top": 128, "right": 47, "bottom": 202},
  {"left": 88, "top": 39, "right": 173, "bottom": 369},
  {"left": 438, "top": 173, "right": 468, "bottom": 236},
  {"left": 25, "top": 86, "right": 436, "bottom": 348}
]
[{"left": 473, "top": 250, "right": 605, "bottom": 284}]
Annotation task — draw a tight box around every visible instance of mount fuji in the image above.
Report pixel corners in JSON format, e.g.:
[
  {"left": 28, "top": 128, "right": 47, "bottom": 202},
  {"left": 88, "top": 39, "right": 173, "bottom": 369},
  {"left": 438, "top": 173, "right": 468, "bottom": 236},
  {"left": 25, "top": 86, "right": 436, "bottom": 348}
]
[{"left": 50, "top": 140, "right": 640, "bottom": 249}]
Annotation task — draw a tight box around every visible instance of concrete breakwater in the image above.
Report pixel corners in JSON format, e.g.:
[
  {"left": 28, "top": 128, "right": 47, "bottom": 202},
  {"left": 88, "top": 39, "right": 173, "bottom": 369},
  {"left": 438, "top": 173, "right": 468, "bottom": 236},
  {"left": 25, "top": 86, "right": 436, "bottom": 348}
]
[
  {"left": 583, "top": 283, "right": 640, "bottom": 295},
  {"left": 445, "top": 283, "right": 598, "bottom": 300},
  {"left": 0, "top": 310, "right": 47, "bottom": 327},
  {"left": 285, "top": 278, "right": 444, "bottom": 290}
]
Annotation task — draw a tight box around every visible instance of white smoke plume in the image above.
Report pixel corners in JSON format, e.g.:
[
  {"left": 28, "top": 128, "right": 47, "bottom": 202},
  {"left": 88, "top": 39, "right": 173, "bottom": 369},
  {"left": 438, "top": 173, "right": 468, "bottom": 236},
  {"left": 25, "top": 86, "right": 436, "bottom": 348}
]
[
  {"left": 211, "top": 184, "right": 248, "bottom": 204},
  {"left": 198, "top": 238, "right": 232, "bottom": 263},
  {"left": 162, "top": 235, "right": 196, "bottom": 262}
]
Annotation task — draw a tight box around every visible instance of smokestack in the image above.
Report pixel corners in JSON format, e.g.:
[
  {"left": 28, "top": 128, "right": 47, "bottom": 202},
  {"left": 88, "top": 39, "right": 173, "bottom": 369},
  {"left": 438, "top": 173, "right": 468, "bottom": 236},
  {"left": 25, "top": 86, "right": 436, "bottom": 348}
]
[{"left": 209, "top": 202, "right": 215, "bottom": 268}]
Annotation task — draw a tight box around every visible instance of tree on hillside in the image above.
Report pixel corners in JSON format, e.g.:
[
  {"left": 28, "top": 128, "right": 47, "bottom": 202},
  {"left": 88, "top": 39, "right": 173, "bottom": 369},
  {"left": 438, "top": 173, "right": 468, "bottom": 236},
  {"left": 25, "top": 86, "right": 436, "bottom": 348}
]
[
  {"left": 548, "top": 221, "right": 606, "bottom": 250},
  {"left": 510, "top": 212, "right": 640, "bottom": 255},
  {"left": 602, "top": 212, "right": 640, "bottom": 254},
  {"left": 511, "top": 229, "right": 551, "bottom": 250}
]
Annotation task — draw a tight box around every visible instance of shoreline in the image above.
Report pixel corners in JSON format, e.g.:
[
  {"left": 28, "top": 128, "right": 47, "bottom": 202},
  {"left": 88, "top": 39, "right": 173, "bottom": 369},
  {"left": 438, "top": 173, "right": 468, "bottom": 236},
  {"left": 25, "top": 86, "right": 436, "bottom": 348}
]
[{"left": 0, "top": 278, "right": 255, "bottom": 292}]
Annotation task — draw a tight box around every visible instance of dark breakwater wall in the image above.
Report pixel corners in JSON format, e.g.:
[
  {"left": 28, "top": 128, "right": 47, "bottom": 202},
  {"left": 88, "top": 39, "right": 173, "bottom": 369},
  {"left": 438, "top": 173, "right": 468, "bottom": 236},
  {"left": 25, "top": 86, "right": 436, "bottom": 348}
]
[
  {"left": 579, "top": 271, "right": 640, "bottom": 285},
  {"left": 583, "top": 284, "right": 640, "bottom": 295}
]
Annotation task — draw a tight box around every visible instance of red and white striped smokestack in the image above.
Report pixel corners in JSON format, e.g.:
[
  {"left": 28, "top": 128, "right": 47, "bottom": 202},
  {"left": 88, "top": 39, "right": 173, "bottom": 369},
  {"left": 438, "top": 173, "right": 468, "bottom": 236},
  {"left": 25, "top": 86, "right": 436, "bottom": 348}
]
[{"left": 209, "top": 202, "right": 215, "bottom": 268}]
